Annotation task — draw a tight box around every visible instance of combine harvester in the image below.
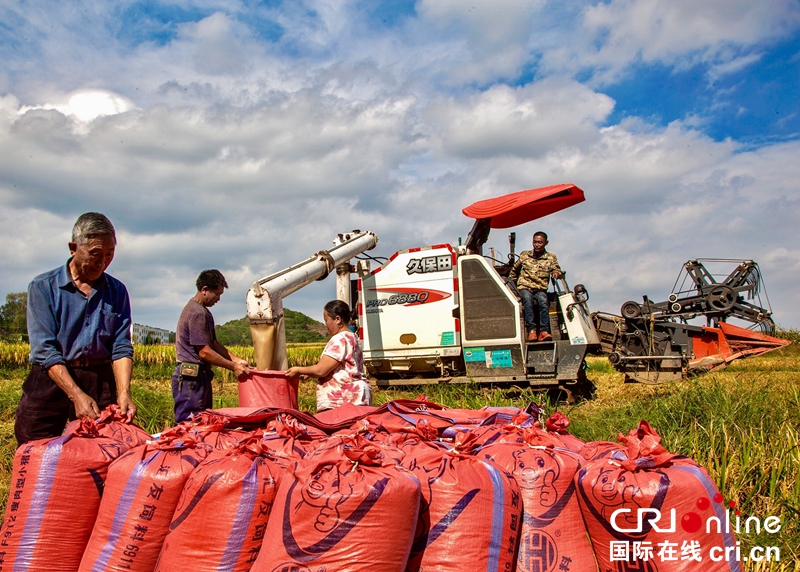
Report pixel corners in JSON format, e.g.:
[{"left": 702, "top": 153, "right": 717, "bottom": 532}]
[
  {"left": 248, "top": 184, "right": 599, "bottom": 400},
  {"left": 245, "top": 185, "right": 788, "bottom": 395},
  {"left": 592, "top": 259, "right": 789, "bottom": 383}
]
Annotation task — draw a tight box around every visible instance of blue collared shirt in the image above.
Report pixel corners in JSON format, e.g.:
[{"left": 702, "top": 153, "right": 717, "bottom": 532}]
[{"left": 27, "top": 260, "right": 134, "bottom": 369}]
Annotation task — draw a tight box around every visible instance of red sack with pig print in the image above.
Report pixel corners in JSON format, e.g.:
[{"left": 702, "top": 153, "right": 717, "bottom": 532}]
[
  {"left": 579, "top": 440, "right": 623, "bottom": 462},
  {"left": 154, "top": 432, "right": 285, "bottom": 572},
  {"left": 576, "top": 421, "right": 742, "bottom": 572},
  {"left": 79, "top": 434, "right": 212, "bottom": 572},
  {"left": 480, "top": 432, "right": 597, "bottom": 572},
  {"left": 250, "top": 438, "right": 421, "bottom": 572},
  {"left": 400, "top": 432, "right": 523, "bottom": 572}
]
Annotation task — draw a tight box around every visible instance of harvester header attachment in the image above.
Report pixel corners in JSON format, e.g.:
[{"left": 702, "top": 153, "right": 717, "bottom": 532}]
[{"left": 593, "top": 259, "right": 789, "bottom": 384}]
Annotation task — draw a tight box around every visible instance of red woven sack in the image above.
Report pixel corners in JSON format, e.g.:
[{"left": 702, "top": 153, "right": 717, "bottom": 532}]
[
  {"left": 200, "top": 428, "right": 255, "bottom": 450},
  {"left": 250, "top": 437, "right": 421, "bottom": 572},
  {"left": 471, "top": 414, "right": 565, "bottom": 448},
  {"left": 364, "top": 400, "right": 476, "bottom": 437},
  {"left": 441, "top": 406, "right": 520, "bottom": 426},
  {"left": 579, "top": 440, "right": 623, "bottom": 462},
  {"left": 239, "top": 370, "right": 299, "bottom": 409},
  {"left": 260, "top": 414, "right": 327, "bottom": 461},
  {"left": 314, "top": 402, "right": 377, "bottom": 424},
  {"left": 78, "top": 435, "right": 212, "bottom": 572},
  {"left": 64, "top": 404, "right": 152, "bottom": 448},
  {"left": 154, "top": 433, "right": 286, "bottom": 572},
  {"left": 480, "top": 430, "right": 597, "bottom": 572},
  {"left": 400, "top": 432, "right": 523, "bottom": 572},
  {"left": 0, "top": 422, "right": 135, "bottom": 572},
  {"left": 308, "top": 428, "right": 409, "bottom": 467},
  {"left": 169, "top": 411, "right": 254, "bottom": 450},
  {"left": 176, "top": 409, "right": 228, "bottom": 430},
  {"left": 577, "top": 421, "right": 742, "bottom": 572},
  {"left": 543, "top": 411, "right": 586, "bottom": 453}
]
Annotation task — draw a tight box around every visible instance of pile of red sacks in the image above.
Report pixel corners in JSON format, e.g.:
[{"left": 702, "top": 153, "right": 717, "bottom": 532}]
[{"left": 0, "top": 401, "right": 741, "bottom": 572}]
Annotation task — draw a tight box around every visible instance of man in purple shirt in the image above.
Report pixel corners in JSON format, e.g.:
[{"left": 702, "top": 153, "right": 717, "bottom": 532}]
[
  {"left": 173, "top": 269, "right": 251, "bottom": 422},
  {"left": 15, "top": 213, "right": 136, "bottom": 445}
]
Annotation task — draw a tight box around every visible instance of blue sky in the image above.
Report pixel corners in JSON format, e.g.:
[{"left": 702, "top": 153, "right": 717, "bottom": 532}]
[
  {"left": 1, "top": 0, "right": 799, "bottom": 331},
  {"left": 602, "top": 35, "right": 800, "bottom": 145}
]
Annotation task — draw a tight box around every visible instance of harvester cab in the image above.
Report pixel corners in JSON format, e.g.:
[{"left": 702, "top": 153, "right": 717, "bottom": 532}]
[{"left": 359, "top": 183, "right": 599, "bottom": 399}]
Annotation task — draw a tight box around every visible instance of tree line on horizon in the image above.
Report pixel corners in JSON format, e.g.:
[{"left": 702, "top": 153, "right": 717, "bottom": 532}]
[
  {"left": 0, "top": 292, "right": 326, "bottom": 345},
  {"left": 0, "top": 293, "right": 26, "bottom": 341}
]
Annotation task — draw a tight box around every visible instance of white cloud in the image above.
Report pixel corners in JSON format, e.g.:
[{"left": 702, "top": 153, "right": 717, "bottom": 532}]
[
  {"left": 418, "top": 0, "right": 543, "bottom": 48},
  {"left": 415, "top": 0, "right": 545, "bottom": 82},
  {"left": 176, "top": 12, "right": 265, "bottom": 76},
  {"left": 17, "top": 90, "right": 136, "bottom": 131},
  {"left": 542, "top": 0, "right": 800, "bottom": 83},
  {"left": 429, "top": 79, "right": 615, "bottom": 159},
  {"left": 706, "top": 53, "right": 764, "bottom": 83},
  {"left": 0, "top": 0, "right": 798, "bottom": 334}
]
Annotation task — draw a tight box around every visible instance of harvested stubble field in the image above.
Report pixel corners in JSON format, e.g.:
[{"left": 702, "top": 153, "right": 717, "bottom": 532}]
[{"left": 0, "top": 340, "right": 798, "bottom": 571}]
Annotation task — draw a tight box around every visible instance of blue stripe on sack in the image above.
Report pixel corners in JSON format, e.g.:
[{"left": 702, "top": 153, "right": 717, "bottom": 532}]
[
  {"left": 399, "top": 472, "right": 422, "bottom": 572},
  {"left": 478, "top": 411, "right": 517, "bottom": 426},
  {"left": 217, "top": 462, "right": 261, "bottom": 572},
  {"left": 482, "top": 407, "right": 521, "bottom": 413},
  {"left": 13, "top": 435, "right": 70, "bottom": 572},
  {"left": 671, "top": 465, "right": 743, "bottom": 572},
  {"left": 91, "top": 451, "right": 159, "bottom": 572},
  {"left": 387, "top": 402, "right": 425, "bottom": 427},
  {"left": 440, "top": 425, "right": 471, "bottom": 439},
  {"left": 387, "top": 403, "right": 461, "bottom": 427},
  {"left": 481, "top": 460, "right": 505, "bottom": 572}
]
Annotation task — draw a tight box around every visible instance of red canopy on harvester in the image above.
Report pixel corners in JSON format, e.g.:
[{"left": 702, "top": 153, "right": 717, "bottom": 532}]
[{"left": 461, "top": 183, "right": 585, "bottom": 228}]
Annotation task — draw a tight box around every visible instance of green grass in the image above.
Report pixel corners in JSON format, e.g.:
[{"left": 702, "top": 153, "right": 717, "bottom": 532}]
[{"left": 0, "top": 342, "right": 798, "bottom": 570}]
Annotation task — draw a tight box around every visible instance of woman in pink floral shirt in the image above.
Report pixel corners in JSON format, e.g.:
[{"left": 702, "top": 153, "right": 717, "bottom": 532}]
[{"left": 286, "top": 300, "right": 372, "bottom": 412}]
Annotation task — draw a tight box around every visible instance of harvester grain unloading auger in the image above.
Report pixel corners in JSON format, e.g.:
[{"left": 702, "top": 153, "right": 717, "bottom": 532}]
[
  {"left": 246, "top": 230, "right": 379, "bottom": 371},
  {"left": 591, "top": 259, "right": 789, "bottom": 384}
]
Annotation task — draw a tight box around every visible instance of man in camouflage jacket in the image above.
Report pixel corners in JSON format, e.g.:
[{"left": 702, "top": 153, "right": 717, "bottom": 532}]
[{"left": 508, "top": 232, "right": 562, "bottom": 342}]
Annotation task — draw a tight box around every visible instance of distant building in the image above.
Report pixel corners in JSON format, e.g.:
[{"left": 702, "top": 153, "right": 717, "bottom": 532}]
[{"left": 131, "top": 323, "right": 172, "bottom": 344}]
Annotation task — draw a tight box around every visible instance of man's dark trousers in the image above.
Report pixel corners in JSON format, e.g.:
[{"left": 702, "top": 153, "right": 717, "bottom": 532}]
[
  {"left": 171, "top": 365, "right": 214, "bottom": 423},
  {"left": 14, "top": 362, "right": 116, "bottom": 445}
]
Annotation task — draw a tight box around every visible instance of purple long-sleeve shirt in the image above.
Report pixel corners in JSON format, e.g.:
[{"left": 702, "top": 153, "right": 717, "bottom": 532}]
[{"left": 27, "top": 260, "right": 134, "bottom": 369}]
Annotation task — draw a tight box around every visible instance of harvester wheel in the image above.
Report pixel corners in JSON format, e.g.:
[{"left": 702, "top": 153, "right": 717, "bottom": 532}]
[
  {"left": 572, "top": 369, "right": 597, "bottom": 400},
  {"left": 621, "top": 301, "right": 642, "bottom": 318},
  {"left": 553, "top": 370, "right": 596, "bottom": 404},
  {"left": 706, "top": 285, "right": 736, "bottom": 312}
]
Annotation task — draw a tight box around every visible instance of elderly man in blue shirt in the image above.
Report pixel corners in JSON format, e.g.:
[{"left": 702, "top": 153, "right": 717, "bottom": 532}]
[{"left": 15, "top": 212, "right": 136, "bottom": 445}]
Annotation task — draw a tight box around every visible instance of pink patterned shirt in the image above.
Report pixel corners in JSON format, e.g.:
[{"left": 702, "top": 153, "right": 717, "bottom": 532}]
[{"left": 317, "top": 330, "right": 372, "bottom": 411}]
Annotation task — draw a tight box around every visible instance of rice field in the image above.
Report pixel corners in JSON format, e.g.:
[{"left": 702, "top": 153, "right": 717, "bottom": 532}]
[{"left": 0, "top": 340, "right": 797, "bottom": 570}]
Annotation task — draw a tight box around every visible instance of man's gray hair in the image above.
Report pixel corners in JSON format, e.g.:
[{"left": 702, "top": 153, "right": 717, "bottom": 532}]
[{"left": 72, "top": 212, "right": 117, "bottom": 244}]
